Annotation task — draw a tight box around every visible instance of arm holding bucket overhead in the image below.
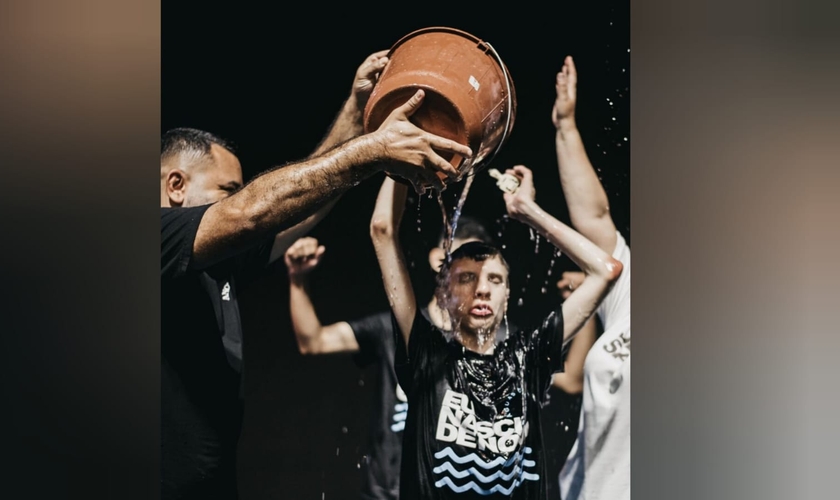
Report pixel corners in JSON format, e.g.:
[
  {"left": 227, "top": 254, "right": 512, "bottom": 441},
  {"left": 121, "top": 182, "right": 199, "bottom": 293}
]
[
  {"left": 265, "top": 50, "right": 393, "bottom": 263},
  {"left": 503, "top": 166, "right": 622, "bottom": 345},
  {"left": 310, "top": 50, "right": 390, "bottom": 158},
  {"left": 552, "top": 56, "right": 617, "bottom": 253},
  {"left": 370, "top": 176, "right": 415, "bottom": 347},
  {"left": 191, "top": 90, "right": 471, "bottom": 270}
]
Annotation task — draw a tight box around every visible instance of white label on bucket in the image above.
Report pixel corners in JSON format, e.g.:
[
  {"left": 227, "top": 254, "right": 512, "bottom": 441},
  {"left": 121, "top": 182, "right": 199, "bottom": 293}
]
[{"left": 468, "top": 75, "right": 480, "bottom": 91}]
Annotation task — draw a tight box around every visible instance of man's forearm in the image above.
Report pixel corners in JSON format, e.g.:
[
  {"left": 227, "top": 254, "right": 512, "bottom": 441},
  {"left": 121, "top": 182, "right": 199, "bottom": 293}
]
[{"left": 194, "top": 135, "right": 383, "bottom": 268}]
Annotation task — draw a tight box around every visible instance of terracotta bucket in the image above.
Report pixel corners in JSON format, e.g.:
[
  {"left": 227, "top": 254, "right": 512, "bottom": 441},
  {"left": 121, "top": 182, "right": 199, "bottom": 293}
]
[{"left": 363, "top": 27, "right": 517, "bottom": 178}]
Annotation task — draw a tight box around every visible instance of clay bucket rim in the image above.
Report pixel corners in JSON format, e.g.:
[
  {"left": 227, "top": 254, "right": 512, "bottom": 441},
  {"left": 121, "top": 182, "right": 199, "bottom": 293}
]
[{"left": 383, "top": 26, "right": 516, "bottom": 176}]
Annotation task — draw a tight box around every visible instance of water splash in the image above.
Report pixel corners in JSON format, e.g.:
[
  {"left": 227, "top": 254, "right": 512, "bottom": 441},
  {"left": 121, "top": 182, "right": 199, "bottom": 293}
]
[{"left": 438, "top": 174, "right": 476, "bottom": 260}]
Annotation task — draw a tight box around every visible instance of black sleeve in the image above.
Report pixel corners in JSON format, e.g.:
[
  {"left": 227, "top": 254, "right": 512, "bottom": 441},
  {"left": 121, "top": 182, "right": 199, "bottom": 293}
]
[
  {"left": 394, "top": 307, "right": 447, "bottom": 399},
  {"left": 161, "top": 205, "right": 211, "bottom": 279},
  {"left": 522, "top": 307, "right": 568, "bottom": 403},
  {"left": 347, "top": 311, "right": 393, "bottom": 368}
]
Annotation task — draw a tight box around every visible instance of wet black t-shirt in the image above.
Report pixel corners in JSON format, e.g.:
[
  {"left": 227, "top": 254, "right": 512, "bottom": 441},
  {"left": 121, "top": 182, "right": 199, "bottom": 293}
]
[
  {"left": 160, "top": 206, "right": 271, "bottom": 500},
  {"left": 394, "top": 308, "right": 565, "bottom": 500}
]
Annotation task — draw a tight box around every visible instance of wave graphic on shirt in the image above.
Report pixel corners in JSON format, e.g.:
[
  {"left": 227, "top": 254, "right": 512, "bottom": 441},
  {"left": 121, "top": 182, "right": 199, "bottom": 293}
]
[
  {"left": 391, "top": 402, "right": 408, "bottom": 432},
  {"left": 433, "top": 446, "right": 539, "bottom": 495}
]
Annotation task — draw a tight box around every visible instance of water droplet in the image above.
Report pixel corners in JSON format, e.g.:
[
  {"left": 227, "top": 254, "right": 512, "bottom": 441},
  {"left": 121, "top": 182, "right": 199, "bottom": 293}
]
[
  {"left": 517, "top": 298, "right": 524, "bottom": 306},
  {"left": 611, "top": 117, "right": 616, "bottom": 121},
  {"left": 623, "top": 137, "right": 628, "bottom": 141},
  {"left": 541, "top": 287, "right": 547, "bottom": 294},
  {"left": 342, "top": 426, "right": 348, "bottom": 434},
  {"left": 336, "top": 448, "right": 340, "bottom": 456},
  {"left": 358, "top": 379, "right": 364, "bottom": 387}
]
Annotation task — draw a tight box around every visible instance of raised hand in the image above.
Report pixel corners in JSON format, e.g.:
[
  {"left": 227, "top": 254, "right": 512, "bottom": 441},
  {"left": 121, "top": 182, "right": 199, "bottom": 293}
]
[
  {"left": 284, "top": 237, "right": 326, "bottom": 277},
  {"left": 352, "top": 49, "right": 389, "bottom": 109},
  {"left": 552, "top": 55, "right": 578, "bottom": 127},
  {"left": 502, "top": 165, "right": 537, "bottom": 220}
]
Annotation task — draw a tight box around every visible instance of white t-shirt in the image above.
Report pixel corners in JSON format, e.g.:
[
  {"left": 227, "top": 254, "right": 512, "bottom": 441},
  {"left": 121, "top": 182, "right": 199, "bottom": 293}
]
[{"left": 559, "top": 231, "right": 631, "bottom": 500}]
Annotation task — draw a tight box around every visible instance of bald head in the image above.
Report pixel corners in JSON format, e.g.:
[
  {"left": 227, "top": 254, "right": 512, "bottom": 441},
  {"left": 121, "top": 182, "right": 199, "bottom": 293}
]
[{"left": 161, "top": 128, "right": 243, "bottom": 207}]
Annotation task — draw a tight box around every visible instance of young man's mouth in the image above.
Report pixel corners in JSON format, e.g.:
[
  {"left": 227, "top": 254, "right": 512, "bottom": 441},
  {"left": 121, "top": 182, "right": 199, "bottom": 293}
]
[{"left": 469, "top": 303, "right": 494, "bottom": 317}]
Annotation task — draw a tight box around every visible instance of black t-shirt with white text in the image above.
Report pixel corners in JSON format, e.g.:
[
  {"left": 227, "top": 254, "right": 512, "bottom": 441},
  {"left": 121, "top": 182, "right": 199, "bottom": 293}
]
[{"left": 394, "top": 308, "right": 565, "bottom": 500}]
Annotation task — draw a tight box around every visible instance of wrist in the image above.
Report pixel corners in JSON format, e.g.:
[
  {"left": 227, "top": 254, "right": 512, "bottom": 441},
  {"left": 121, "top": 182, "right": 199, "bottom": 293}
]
[
  {"left": 288, "top": 273, "right": 309, "bottom": 286},
  {"left": 556, "top": 117, "right": 578, "bottom": 134},
  {"left": 510, "top": 198, "right": 539, "bottom": 222},
  {"left": 346, "top": 93, "right": 365, "bottom": 118}
]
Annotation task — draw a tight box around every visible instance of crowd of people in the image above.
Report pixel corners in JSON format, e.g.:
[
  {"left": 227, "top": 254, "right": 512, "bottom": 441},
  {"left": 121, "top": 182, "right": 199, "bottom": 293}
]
[{"left": 161, "top": 47, "right": 630, "bottom": 500}]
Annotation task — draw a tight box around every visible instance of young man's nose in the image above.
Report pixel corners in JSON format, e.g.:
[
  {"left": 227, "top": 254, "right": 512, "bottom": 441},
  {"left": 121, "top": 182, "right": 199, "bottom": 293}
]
[{"left": 475, "top": 279, "right": 491, "bottom": 297}]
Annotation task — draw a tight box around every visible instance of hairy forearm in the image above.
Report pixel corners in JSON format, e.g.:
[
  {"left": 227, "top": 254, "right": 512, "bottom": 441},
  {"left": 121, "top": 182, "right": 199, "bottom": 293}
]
[
  {"left": 195, "top": 136, "right": 382, "bottom": 268},
  {"left": 555, "top": 120, "right": 615, "bottom": 242},
  {"left": 309, "top": 96, "right": 365, "bottom": 158}
]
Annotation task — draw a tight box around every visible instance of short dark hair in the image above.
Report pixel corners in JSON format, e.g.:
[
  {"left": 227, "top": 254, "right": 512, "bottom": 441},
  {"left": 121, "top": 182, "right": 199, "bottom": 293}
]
[
  {"left": 161, "top": 127, "right": 234, "bottom": 161},
  {"left": 436, "top": 241, "right": 510, "bottom": 291},
  {"left": 437, "top": 215, "right": 494, "bottom": 247}
]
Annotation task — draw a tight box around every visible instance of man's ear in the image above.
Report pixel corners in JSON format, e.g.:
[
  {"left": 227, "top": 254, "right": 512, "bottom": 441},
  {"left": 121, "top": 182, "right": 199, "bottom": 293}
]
[
  {"left": 166, "top": 169, "right": 187, "bottom": 206},
  {"left": 428, "top": 247, "right": 446, "bottom": 273}
]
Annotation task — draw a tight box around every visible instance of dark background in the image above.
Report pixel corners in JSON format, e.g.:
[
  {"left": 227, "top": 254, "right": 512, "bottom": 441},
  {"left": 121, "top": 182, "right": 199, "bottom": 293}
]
[
  {"left": 163, "top": 2, "right": 629, "bottom": 498},
  {"left": 6, "top": 1, "right": 837, "bottom": 500}
]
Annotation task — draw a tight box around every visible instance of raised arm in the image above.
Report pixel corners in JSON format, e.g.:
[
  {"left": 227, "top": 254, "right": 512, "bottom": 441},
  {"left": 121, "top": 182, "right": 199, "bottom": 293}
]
[
  {"left": 309, "top": 50, "right": 389, "bottom": 158},
  {"left": 193, "top": 89, "right": 472, "bottom": 269},
  {"left": 504, "top": 166, "right": 622, "bottom": 344},
  {"left": 551, "top": 271, "right": 599, "bottom": 394},
  {"left": 552, "top": 56, "right": 617, "bottom": 252},
  {"left": 370, "top": 176, "right": 415, "bottom": 348},
  {"left": 284, "top": 237, "right": 360, "bottom": 354},
  {"left": 267, "top": 50, "right": 391, "bottom": 263}
]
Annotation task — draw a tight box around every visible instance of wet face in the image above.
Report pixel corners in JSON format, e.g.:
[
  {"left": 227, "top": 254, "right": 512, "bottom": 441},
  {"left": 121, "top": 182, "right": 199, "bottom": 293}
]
[
  {"left": 441, "top": 255, "right": 509, "bottom": 338},
  {"left": 180, "top": 144, "right": 244, "bottom": 207}
]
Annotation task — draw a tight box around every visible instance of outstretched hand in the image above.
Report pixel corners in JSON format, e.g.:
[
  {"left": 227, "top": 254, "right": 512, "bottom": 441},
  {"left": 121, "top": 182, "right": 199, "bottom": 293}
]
[
  {"left": 552, "top": 55, "right": 578, "bottom": 127},
  {"left": 374, "top": 89, "right": 472, "bottom": 194}
]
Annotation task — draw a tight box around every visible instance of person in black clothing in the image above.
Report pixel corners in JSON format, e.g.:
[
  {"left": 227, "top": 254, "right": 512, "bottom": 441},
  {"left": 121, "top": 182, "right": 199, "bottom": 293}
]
[
  {"left": 282, "top": 216, "right": 498, "bottom": 500},
  {"left": 368, "top": 166, "right": 622, "bottom": 500},
  {"left": 160, "top": 49, "right": 473, "bottom": 500}
]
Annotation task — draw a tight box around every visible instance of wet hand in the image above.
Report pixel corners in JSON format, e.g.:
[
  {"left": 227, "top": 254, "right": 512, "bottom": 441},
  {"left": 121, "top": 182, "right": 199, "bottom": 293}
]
[
  {"left": 502, "top": 165, "right": 536, "bottom": 220},
  {"left": 284, "top": 237, "right": 326, "bottom": 276},
  {"left": 552, "top": 55, "right": 578, "bottom": 127},
  {"left": 352, "top": 49, "right": 389, "bottom": 108},
  {"left": 374, "top": 89, "right": 472, "bottom": 189}
]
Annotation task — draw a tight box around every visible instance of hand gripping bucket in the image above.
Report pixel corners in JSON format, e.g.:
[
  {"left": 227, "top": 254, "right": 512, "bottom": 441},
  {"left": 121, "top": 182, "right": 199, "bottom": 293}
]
[{"left": 363, "top": 27, "right": 517, "bottom": 179}]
